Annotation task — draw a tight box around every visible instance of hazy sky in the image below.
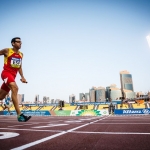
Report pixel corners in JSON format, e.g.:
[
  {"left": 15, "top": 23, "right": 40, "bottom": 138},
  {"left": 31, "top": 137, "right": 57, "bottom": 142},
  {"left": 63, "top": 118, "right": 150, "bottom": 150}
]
[{"left": 0, "top": 0, "right": 150, "bottom": 102}]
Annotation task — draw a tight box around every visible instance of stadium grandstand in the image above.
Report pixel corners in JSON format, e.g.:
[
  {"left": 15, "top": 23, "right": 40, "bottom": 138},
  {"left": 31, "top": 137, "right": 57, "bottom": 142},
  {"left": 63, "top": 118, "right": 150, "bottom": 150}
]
[{"left": 1, "top": 97, "right": 150, "bottom": 116}]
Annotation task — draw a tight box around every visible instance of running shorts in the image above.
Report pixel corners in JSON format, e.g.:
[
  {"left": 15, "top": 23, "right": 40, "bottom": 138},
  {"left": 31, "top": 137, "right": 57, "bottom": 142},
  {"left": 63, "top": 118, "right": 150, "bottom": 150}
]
[{"left": 1, "top": 70, "right": 16, "bottom": 92}]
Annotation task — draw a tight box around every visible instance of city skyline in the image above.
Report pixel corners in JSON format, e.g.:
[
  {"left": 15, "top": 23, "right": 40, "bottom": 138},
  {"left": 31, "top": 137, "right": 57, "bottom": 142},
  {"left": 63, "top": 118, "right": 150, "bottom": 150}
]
[
  {"left": 20, "top": 69, "right": 149, "bottom": 102},
  {"left": 0, "top": 0, "right": 150, "bottom": 102},
  {"left": 76, "top": 70, "right": 146, "bottom": 102}
]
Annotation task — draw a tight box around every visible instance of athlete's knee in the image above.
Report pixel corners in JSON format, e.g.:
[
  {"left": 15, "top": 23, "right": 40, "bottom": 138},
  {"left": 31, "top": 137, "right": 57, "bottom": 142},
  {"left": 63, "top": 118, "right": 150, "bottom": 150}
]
[
  {"left": 11, "top": 85, "right": 19, "bottom": 93},
  {"left": 9, "top": 83, "right": 19, "bottom": 92}
]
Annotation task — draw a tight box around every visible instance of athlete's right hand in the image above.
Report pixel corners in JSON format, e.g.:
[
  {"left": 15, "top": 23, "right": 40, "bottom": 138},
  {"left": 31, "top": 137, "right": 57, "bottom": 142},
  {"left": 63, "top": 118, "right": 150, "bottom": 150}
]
[{"left": 20, "top": 78, "right": 28, "bottom": 83}]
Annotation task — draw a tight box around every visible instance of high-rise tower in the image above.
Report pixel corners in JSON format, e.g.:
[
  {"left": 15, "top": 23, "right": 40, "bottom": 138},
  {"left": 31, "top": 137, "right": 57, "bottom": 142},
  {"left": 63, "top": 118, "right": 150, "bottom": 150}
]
[
  {"left": 120, "top": 70, "right": 135, "bottom": 99},
  {"left": 120, "top": 70, "right": 134, "bottom": 91}
]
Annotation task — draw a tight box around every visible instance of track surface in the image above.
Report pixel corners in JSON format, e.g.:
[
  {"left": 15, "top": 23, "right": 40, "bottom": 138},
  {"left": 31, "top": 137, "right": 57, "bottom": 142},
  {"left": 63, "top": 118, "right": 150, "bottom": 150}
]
[{"left": 0, "top": 115, "right": 150, "bottom": 150}]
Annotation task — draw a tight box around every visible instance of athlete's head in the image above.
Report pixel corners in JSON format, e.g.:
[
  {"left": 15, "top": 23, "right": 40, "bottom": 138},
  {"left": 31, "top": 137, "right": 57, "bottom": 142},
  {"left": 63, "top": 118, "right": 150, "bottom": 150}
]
[{"left": 11, "top": 37, "right": 22, "bottom": 49}]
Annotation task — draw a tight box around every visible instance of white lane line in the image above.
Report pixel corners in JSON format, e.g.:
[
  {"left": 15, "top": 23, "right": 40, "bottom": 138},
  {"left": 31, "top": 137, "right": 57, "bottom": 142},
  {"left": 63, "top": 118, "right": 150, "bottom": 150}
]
[
  {"left": 0, "top": 121, "right": 72, "bottom": 124},
  {"left": 0, "top": 128, "right": 63, "bottom": 132},
  {"left": 11, "top": 116, "right": 109, "bottom": 150},
  {"left": 100, "top": 120, "right": 150, "bottom": 121},
  {"left": 65, "top": 121, "right": 82, "bottom": 123},
  {"left": 8, "top": 124, "right": 38, "bottom": 127},
  {"left": 79, "top": 117, "right": 102, "bottom": 121},
  {"left": 93, "top": 123, "right": 150, "bottom": 124},
  {"left": 70, "top": 131, "right": 150, "bottom": 135}
]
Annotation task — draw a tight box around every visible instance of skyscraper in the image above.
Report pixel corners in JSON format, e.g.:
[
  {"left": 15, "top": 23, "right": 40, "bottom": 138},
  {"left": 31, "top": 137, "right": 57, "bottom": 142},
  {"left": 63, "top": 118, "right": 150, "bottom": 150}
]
[
  {"left": 120, "top": 70, "right": 135, "bottom": 99},
  {"left": 110, "top": 85, "right": 121, "bottom": 100},
  {"left": 51, "top": 99, "right": 54, "bottom": 104},
  {"left": 85, "top": 93, "right": 90, "bottom": 101},
  {"left": 120, "top": 70, "right": 134, "bottom": 91},
  {"left": 79, "top": 93, "right": 85, "bottom": 101},
  {"left": 95, "top": 87, "right": 106, "bottom": 101},
  {"left": 89, "top": 87, "right": 96, "bottom": 102},
  {"left": 43, "top": 96, "right": 47, "bottom": 103},
  {"left": 17, "top": 94, "right": 24, "bottom": 104},
  {"left": 35, "top": 95, "right": 39, "bottom": 103},
  {"left": 69, "top": 94, "right": 75, "bottom": 103}
]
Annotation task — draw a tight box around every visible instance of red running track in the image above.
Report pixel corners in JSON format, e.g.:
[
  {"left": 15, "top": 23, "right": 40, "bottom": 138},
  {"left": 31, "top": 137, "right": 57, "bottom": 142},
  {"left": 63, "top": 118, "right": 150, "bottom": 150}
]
[{"left": 0, "top": 115, "right": 150, "bottom": 150}]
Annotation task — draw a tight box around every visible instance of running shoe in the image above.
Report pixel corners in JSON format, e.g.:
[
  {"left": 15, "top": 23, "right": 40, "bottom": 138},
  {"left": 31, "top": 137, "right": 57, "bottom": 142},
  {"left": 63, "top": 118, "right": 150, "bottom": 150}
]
[{"left": 18, "top": 113, "right": 31, "bottom": 122}]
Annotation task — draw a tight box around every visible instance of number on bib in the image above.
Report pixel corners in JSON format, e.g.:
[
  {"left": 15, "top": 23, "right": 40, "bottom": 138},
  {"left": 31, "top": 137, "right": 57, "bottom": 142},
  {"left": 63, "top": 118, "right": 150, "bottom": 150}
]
[{"left": 11, "top": 57, "right": 21, "bottom": 68}]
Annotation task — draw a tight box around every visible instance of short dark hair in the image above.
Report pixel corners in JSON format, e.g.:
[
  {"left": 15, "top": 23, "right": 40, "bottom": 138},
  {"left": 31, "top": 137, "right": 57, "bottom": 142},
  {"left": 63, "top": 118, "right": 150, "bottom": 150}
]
[{"left": 11, "top": 37, "right": 21, "bottom": 44}]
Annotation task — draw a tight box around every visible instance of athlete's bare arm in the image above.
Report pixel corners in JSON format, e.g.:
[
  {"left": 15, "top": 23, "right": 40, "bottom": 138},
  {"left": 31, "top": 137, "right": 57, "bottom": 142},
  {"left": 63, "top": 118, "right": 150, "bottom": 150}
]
[
  {"left": 0, "top": 48, "right": 8, "bottom": 57},
  {"left": 19, "top": 67, "right": 27, "bottom": 83},
  {"left": 19, "top": 53, "right": 27, "bottom": 83}
]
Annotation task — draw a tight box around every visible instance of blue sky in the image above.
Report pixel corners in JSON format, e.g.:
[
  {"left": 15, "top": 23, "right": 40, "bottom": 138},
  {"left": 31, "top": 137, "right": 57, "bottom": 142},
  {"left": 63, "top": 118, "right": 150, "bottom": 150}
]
[{"left": 0, "top": 0, "right": 150, "bottom": 102}]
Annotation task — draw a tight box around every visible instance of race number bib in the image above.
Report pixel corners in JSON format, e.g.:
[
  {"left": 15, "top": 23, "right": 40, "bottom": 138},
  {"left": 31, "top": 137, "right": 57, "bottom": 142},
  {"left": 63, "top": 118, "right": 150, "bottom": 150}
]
[{"left": 11, "top": 57, "right": 21, "bottom": 68}]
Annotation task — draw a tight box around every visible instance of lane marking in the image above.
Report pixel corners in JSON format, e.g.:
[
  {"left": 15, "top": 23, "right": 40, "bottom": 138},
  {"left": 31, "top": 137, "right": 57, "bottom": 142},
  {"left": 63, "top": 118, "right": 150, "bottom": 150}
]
[
  {"left": 93, "top": 123, "right": 150, "bottom": 124},
  {"left": 101, "top": 119, "right": 150, "bottom": 121},
  {"left": 70, "top": 131, "right": 150, "bottom": 135},
  {"left": 32, "top": 124, "right": 68, "bottom": 129},
  {"left": 11, "top": 116, "right": 109, "bottom": 150},
  {"left": 8, "top": 124, "right": 38, "bottom": 127},
  {"left": 0, "top": 128, "right": 63, "bottom": 132},
  {"left": 0, "top": 132, "right": 19, "bottom": 139},
  {"left": 65, "top": 121, "right": 82, "bottom": 123}
]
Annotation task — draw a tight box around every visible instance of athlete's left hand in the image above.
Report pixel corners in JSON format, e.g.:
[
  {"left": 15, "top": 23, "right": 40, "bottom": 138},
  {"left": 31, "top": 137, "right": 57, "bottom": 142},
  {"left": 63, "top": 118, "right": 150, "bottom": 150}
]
[{"left": 20, "top": 78, "right": 28, "bottom": 83}]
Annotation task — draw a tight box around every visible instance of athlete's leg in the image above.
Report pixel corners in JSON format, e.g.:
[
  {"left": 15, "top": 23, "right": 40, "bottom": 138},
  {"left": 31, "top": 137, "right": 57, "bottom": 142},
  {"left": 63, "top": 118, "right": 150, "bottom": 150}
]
[
  {"left": 8, "top": 82, "right": 21, "bottom": 115},
  {"left": 1, "top": 72, "right": 31, "bottom": 121},
  {"left": 0, "top": 88, "right": 8, "bottom": 100}
]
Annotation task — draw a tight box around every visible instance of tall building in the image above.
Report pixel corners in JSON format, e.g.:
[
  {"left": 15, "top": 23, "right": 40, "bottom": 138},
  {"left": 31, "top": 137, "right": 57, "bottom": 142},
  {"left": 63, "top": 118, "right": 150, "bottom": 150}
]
[
  {"left": 79, "top": 93, "right": 85, "bottom": 101},
  {"left": 85, "top": 93, "right": 90, "bottom": 101},
  {"left": 89, "top": 87, "right": 96, "bottom": 102},
  {"left": 17, "top": 94, "right": 24, "bottom": 104},
  {"left": 55, "top": 99, "right": 60, "bottom": 103},
  {"left": 43, "top": 97, "right": 50, "bottom": 103},
  {"left": 123, "top": 89, "right": 136, "bottom": 99},
  {"left": 69, "top": 94, "right": 75, "bottom": 103},
  {"left": 120, "top": 70, "right": 135, "bottom": 99},
  {"left": 35, "top": 95, "right": 39, "bottom": 103},
  {"left": 120, "top": 70, "right": 134, "bottom": 91},
  {"left": 95, "top": 87, "right": 106, "bottom": 101},
  {"left": 51, "top": 99, "right": 54, "bottom": 104},
  {"left": 47, "top": 97, "right": 50, "bottom": 103},
  {"left": 106, "top": 84, "right": 122, "bottom": 100}
]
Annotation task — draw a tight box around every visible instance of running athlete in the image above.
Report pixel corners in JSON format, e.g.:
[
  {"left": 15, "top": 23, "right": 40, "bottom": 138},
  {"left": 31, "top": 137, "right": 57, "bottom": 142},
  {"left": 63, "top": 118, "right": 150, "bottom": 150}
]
[
  {"left": 1, "top": 93, "right": 12, "bottom": 115},
  {"left": 0, "top": 37, "right": 31, "bottom": 122}
]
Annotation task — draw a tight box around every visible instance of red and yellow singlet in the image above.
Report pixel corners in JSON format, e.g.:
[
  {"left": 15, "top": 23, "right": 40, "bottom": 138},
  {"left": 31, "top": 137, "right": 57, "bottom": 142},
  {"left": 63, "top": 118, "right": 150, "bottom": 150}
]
[
  {"left": 3, "top": 48, "right": 23, "bottom": 76},
  {"left": 1, "top": 48, "right": 23, "bottom": 92}
]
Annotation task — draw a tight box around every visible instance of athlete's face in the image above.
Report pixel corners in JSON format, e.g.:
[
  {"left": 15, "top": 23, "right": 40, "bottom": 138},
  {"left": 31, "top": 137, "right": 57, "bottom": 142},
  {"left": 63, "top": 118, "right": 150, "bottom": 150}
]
[{"left": 13, "top": 39, "right": 22, "bottom": 49}]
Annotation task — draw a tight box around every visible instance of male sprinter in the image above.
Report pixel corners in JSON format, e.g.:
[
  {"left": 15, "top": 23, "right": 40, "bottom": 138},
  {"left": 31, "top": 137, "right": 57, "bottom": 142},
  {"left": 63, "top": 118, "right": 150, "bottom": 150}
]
[{"left": 0, "top": 37, "right": 31, "bottom": 122}]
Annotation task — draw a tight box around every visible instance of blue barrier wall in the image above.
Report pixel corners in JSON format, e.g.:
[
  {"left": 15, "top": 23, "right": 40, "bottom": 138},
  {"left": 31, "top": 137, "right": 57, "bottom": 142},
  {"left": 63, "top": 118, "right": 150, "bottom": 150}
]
[
  {"left": 0, "top": 110, "right": 51, "bottom": 116},
  {"left": 114, "top": 109, "right": 150, "bottom": 115}
]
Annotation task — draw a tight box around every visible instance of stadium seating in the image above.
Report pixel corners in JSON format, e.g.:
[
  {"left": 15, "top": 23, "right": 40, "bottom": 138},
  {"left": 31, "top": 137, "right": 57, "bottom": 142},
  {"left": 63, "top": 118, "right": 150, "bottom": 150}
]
[
  {"left": 132, "top": 103, "right": 145, "bottom": 109},
  {"left": 98, "top": 105, "right": 109, "bottom": 110},
  {"left": 1, "top": 102, "right": 147, "bottom": 114},
  {"left": 117, "top": 104, "right": 128, "bottom": 109},
  {"left": 62, "top": 106, "right": 76, "bottom": 110},
  {"left": 30, "top": 106, "right": 40, "bottom": 111},
  {"left": 40, "top": 106, "right": 53, "bottom": 110},
  {"left": 0, "top": 106, "right": 3, "bottom": 111},
  {"left": 10, "top": 106, "right": 15, "bottom": 111},
  {"left": 87, "top": 105, "right": 94, "bottom": 110}
]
